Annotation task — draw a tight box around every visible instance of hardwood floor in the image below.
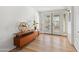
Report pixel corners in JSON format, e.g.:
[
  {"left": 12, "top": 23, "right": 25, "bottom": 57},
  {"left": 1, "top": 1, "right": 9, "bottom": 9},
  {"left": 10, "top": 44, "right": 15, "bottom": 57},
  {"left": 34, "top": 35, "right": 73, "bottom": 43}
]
[{"left": 10, "top": 34, "right": 76, "bottom": 52}]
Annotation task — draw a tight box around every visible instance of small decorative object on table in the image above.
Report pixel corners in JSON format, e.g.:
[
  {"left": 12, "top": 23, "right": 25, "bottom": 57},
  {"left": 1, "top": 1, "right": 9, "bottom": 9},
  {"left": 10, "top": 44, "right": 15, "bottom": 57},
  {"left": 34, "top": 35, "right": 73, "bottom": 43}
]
[{"left": 18, "top": 22, "right": 29, "bottom": 32}]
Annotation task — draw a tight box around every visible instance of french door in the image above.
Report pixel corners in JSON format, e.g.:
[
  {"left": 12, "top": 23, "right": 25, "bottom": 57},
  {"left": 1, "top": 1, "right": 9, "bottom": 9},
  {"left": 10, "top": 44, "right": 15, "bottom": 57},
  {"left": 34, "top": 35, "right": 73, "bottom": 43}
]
[
  {"left": 51, "top": 15, "right": 60, "bottom": 35},
  {"left": 39, "top": 10, "right": 67, "bottom": 35},
  {"left": 39, "top": 12, "right": 51, "bottom": 34}
]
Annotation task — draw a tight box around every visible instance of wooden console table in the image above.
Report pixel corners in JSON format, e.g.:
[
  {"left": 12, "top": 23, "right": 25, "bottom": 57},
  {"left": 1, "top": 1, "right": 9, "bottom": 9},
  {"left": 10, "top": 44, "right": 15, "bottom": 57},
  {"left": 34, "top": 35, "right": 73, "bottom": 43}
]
[{"left": 14, "top": 31, "right": 39, "bottom": 48}]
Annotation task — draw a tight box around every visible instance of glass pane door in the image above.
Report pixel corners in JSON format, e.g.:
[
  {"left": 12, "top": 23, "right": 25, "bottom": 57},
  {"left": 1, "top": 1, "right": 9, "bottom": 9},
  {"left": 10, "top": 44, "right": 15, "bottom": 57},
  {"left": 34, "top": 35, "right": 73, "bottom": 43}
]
[
  {"left": 52, "top": 15, "right": 60, "bottom": 35},
  {"left": 39, "top": 12, "right": 51, "bottom": 34}
]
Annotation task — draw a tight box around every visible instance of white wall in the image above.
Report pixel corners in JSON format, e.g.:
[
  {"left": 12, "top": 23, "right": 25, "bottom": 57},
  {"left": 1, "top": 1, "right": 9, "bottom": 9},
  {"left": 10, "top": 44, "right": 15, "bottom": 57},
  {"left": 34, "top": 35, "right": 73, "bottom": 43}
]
[
  {"left": 68, "top": 6, "right": 79, "bottom": 51},
  {"left": 73, "top": 7, "right": 79, "bottom": 51},
  {"left": 0, "top": 6, "right": 38, "bottom": 52},
  {"left": 64, "top": 6, "right": 73, "bottom": 44}
]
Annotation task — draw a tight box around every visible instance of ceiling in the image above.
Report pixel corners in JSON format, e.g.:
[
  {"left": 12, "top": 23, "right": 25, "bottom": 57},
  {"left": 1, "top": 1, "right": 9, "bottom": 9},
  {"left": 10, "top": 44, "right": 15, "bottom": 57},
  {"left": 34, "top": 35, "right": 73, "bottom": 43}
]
[{"left": 32, "top": 6, "right": 66, "bottom": 12}]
